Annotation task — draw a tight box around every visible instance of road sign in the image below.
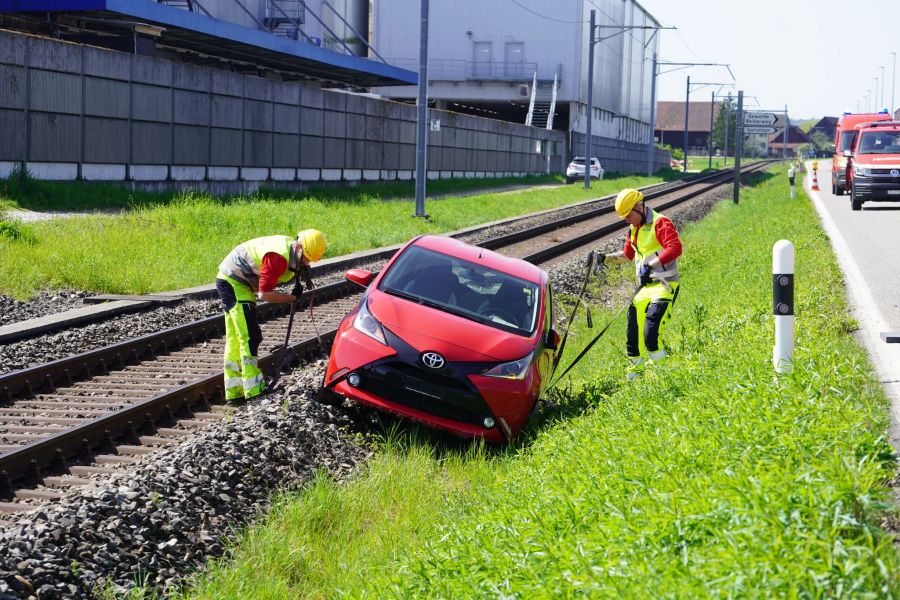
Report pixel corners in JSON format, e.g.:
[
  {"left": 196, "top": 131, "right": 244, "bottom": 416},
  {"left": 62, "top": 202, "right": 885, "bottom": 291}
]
[
  {"left": 744, "top": 112, "right": 777, "bottom": 126},
  {"left": 743, "top": 125, "right": 778, "bottom": 135}
]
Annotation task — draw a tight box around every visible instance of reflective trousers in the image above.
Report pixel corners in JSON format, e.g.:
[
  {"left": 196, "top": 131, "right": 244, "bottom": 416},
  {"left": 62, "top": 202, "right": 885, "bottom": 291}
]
[
  {"left": 216, "top": 275, "right": 265, "bottom": 401},
  {"left": 626, "top": 281, "right": 680, "bottom": 373}
]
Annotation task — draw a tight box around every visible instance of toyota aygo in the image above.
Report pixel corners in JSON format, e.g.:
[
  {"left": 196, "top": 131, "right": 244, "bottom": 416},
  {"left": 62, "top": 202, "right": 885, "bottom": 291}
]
[{"left": 323, "top": 235, "right": 560, "bottom": 443}]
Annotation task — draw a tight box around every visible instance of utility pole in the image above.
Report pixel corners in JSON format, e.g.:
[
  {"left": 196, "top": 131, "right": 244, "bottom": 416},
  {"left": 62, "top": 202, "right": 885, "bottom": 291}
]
[
  {"left": 585, "top": 9, "right": 595, "bottom": 189},
  {"left": 733, "top": 90, "right": 743, "bottom": 204},
  {"left": 724, "top": 93, "right": 730, "bottom": 167},
  {"left": 708, "top": 90, "right": 715, "bottom": 169},
  {"left": 413, "top": 0, "right": 429, "bottom": 218},
  {"left": 683, "top": 75, "right": 690, "bottom": 172},
  {"left": 783, "top": 104, "right": 788, "bottom": 160},
  {"left": 646, "top": 52, "right": 658, "bottom": 176},
  {"left": 879, "top": 65, "right": 885, "bottom": 109}
]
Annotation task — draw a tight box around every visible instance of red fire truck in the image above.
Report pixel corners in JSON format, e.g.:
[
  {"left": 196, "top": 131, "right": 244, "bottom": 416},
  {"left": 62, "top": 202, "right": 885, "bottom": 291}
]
[{"left": 832, "top": 111, "right": 891, "bottom": 195}]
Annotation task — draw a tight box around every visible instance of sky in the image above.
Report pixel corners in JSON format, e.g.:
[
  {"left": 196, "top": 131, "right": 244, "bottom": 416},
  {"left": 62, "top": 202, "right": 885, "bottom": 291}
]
[{"left": 637, "top": 0, "right": 900, "bottom": 120}]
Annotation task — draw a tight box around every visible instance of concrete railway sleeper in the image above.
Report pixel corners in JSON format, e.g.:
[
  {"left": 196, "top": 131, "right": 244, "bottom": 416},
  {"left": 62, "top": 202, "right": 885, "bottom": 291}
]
[{"left": 0, "top": 160, "right": 776, "bottom": 515}]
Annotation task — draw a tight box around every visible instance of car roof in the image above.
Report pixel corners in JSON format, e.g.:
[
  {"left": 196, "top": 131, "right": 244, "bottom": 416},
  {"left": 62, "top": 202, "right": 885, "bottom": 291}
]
[{"left": 411, "top": 235, "right": 545, "bottom": 284}]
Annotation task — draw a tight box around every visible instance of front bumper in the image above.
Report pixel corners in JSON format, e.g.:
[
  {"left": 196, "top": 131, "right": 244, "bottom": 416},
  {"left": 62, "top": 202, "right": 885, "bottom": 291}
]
[{"left": 851, "top": 176, "right": 900, "bottom": 200}]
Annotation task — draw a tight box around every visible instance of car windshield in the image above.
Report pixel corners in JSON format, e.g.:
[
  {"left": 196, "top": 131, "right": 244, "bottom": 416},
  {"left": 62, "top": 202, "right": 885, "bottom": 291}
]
[
  {"left": 379, "top": 245, "right": 540, "bottom": 336},
  {"left": 839, "top": 133, "right": 854, "bottom": 152},
  {"left": 572, "top": 158, "right": 585, "bottom": 165},
  {"left": 858, "top": 131, "right": 900, "bottom": 154}
]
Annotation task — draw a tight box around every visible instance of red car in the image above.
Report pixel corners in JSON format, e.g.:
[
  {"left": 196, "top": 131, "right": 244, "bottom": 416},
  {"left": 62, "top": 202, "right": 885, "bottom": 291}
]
[{"left": 323, "top": 235, "right": 560, "bottom": 443}]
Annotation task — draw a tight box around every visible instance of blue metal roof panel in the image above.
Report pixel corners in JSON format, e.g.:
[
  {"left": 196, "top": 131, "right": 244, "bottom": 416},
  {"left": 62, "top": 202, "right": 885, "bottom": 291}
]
[{"left": 0, "top": 0, "right": 417, "bottom": 86}]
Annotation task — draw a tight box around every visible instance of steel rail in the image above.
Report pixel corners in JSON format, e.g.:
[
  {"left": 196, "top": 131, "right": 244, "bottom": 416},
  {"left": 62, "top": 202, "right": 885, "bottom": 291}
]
[{"left": 0, "top": 161, "right": 776, "bottom": 495}]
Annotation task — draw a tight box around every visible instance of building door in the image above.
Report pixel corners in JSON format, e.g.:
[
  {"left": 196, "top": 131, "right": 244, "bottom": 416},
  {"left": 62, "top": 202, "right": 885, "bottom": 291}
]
[
  {"left": 473, "top": 42, "right": 491, "bottom": 78},
  {"left": 504, "top": 42, "right": 524, "bottom": 78}
]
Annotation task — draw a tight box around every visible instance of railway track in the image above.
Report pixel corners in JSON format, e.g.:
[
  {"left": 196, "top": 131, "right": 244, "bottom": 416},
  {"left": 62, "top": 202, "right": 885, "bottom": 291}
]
[{"left": 0, "top": 160, "right": 775, "bottom": 516}]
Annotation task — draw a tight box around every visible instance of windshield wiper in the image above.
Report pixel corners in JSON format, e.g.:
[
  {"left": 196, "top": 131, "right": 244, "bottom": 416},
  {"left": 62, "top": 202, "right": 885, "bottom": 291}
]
[{"left": 382, "top": 287, "right": 491, "bottom": 325}]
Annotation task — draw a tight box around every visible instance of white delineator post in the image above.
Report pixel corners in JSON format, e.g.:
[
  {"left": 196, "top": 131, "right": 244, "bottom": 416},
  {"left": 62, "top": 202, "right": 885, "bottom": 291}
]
[{"left": 773, "top": 240, "right": 795, "bottom": 374}]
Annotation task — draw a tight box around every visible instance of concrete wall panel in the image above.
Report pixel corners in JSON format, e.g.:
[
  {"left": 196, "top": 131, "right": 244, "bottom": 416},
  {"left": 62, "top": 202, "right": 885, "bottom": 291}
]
[
  {"left": 133, "top": 85, "right": 172, "bottom": 122},
  {"left": 323, "top": 111, "right": 346, "bottom": 138},
  {"left": 30, "top": 70, "right": 81, "bottom": 115},
  {"left": 29, "top": 113, "right": 80, "bottom": 162},
  {"left": 300, "top": 86, "right": 323, "bottom": 109},
  {"left": 344, "top": 140, "right": 364, "bottom": 168},
  {"left": 0, "top": 31, "right": 26, "bottom": 66},
  {"left": 132, "top": 122, "right": 172, "bottom": 164},
  {"left": 173, "top": 63, "right": 210, "bottom": 92},
  {"left": 211, "top": 95, "right": 242, "bottom": 128},
  {"left": 363, "top": 142, "right": 383, "bottom": 170},
  {"left": 273, "top": 104, "right": 299, "bottom": 134},
  {"left": 400, "top": 121, "right": 416, "bottom": 144},
  {"left": 323, "top": 138, "right": 345, "bottom": 168},
  {"left": 244, "top": 99, "right": 272, "bottom": 132},
  {"left": 345, "top": 93, "right": 366, "bottom": 114},
  {"left": 243, "top": 77, "right": 272, "bottom": 102},
  {"left": 210, "top": 129, "right": 242, "bottom": 165},
  {"left": 345, "top": 113, "right": 365, "bottom": 140},
  {"left": 0, "top": 65, "right": 25, "bottom": 109},
  {"left": 323, "top": 90, "right": 346, "bottom": 112},
  {"left": 400, "top": 144, "right": 415, "bottom": 168},
  {"left": 273, "top": 81, "right": 300, "bottom": 105},
  {"left": 84, "top": 77, "right": 129, "bottom": 119},
  {"left": 132, "top": 55, "right": 172, "bottom": 86},
  {"left": 272, "top": 134, "right": 299, "bottom": 167},
  {"left": 83, "top": 45, "right": 129, "bottom": 81},
  {"left": 365, "top": 116, "right": 384, "bottom": 141},
  {"left": 300, "top": 108, "right": 323, "bottom": 136},
  {"left": 0, "top": 109, "right": 25, "bottom": 161},
  {"left": 174, "top": 90, "right": 209, "bottom": 126},
  {"left": 84, "top": 117, "right": 129, "bottom": 163},
  {"left": 382, "top": 143, "right": 400, "bottom": 170},
  {"left": 300, "top": 136, "right": 323, "bottom": 168},
  {"left": 174, "top": 125, "right": 209, "bottom": 165},
  {"left": 28, "top": 37, "right": 80, "bottom": 73},
  {"left": 211, "top": 70, "right": 243, "bottom": 97},
  {"left": 243, "top": 131, "right": 272, "bottom": 166}
]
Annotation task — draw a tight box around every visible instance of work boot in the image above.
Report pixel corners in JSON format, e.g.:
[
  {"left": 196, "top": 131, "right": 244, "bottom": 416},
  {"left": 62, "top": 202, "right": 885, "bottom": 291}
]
[
  {"left": 226, "top": 396, "right": 247, "bottom": 407},
  {"left": 648, "top": 348, "right": 667, "bottom": 362},
  {"left": 626, "top": 356, "right": 644, "bottom": 380}
]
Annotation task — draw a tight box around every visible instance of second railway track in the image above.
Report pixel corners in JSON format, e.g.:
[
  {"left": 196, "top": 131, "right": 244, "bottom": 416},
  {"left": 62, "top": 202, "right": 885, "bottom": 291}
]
[{"left": 0, "top": 160, "right": 775, "bottom": 516}]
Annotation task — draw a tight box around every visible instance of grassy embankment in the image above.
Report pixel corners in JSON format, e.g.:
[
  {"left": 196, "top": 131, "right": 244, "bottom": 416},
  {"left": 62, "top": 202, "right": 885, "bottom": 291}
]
[
  {"left": 0, "top": 170, "right": 683, "bottom": 299},
  {"left": 166, "top": 163, "right": 899, "bottom": 598}
]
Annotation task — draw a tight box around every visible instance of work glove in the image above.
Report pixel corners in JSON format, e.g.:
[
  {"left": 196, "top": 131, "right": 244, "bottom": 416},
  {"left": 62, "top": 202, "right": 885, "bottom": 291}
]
[
  {"left": 638, "top": 263, "right": 653, "bottom": 286},
  {"left": 591, "top": 252, "right": 606, "bottom": 273}
]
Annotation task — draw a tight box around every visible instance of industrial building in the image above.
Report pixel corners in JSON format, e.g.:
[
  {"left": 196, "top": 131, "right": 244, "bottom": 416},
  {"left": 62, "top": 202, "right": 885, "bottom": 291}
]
[{"left": 371, "top": 0, "right": 669, "bottom": 173}]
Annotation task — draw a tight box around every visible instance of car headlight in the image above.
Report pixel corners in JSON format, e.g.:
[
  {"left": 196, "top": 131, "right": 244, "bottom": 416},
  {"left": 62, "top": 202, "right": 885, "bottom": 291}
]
[
  {"left": 854, "top": 166, "right": 871, "bottom": 176},
  {"left": 482, "top": 350, "right": 534, "bottom": 380},
  {"left": 353, "top": 298, "right": 387, "bottom": 345}
]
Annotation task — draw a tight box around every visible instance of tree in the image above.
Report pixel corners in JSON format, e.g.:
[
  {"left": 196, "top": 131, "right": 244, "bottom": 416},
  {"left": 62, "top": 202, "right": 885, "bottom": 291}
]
[
  {"left": 712, "top": 96, "right": 737, "bottom": 154},
  {"left": 809, "top": 130, "right": 831, "bottom": 151}
]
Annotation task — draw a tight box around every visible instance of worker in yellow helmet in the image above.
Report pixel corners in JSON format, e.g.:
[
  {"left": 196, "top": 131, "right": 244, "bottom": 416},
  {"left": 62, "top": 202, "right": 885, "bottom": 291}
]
[
  {"left": 597, "top": 189, "right": 682, "bottom": 380},
  {"left": 215, "top": 229, "right": 327, "bottom": 404}
]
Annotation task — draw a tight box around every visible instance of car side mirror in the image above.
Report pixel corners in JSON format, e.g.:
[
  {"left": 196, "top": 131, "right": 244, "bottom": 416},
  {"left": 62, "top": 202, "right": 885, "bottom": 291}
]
[
  {"left": 546, "top": 329, "right": 561, "bottom": 351},
  {"left": 345, "top": 269, "right": 375, "bottom": 288},
  {"left": 843, "top": 150, "right": 852, "bottom": 158}
]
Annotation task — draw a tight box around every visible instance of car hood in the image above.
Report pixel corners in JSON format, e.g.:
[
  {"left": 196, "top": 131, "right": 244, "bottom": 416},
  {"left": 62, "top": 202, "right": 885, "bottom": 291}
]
[
  {"left": 368, "top": 291, "right": 536, "bottom": 361},
  {"left": 855, "top": 155, "right": 900, "bottom": 168}
]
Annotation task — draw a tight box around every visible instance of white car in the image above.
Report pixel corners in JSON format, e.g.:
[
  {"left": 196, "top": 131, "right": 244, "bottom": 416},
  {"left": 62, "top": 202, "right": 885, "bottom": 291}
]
[{"left": 566, "top": 157, "right": 604, "bottom": 184}]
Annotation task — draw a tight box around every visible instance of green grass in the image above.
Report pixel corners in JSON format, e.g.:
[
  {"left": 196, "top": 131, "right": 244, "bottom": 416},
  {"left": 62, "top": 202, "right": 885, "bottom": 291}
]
[
  {"left": 168, "top": 163, "right": 898, "bottom": 598},
  {"left": 0, "top": 171, "right": 678, "bottom": 299}
]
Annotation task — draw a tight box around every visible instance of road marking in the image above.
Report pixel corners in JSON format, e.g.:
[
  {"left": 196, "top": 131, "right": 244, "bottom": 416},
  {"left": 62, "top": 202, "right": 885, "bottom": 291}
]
[{"left": 804, "top": 162, "right": 900, "bottom": 448}]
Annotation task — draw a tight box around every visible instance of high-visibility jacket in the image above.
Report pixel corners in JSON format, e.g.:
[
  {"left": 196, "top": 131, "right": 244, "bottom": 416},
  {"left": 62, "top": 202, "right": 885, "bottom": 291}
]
[
  {"left": 218, "top": 235, "right": 298, "bottom": 292},
  {"left": 627, "top": 209, "right": 680, "bottom": 283}
]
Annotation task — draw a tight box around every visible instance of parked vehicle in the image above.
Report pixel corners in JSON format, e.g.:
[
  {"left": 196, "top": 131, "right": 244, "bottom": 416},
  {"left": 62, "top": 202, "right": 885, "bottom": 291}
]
[
  {"left": 831, "top": 111, "right": 891, "bottom": 195},
  {"left": 844, "top": 120, "right": 900, "bottom": 210},
  {"left": 322, "top": 235, "right": 560, "bottom": 443},
  {"left": 566, "top": 157, "right": 603, "bottom": 184}
]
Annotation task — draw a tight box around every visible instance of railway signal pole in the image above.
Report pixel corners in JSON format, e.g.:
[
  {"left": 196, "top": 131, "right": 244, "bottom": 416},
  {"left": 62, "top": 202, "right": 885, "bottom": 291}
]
[
  {"left": 413, "top": 0, "right": 429, "bottom": 218},
  {"left": 733, "top": 90, "right": 743, "bottom": 204}
]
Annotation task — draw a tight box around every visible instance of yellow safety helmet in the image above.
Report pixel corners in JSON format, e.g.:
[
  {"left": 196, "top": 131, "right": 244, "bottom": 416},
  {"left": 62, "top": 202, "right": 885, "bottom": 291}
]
[
  {"left": 297, "top": 229, "right": 327, "bottom": 262},
  {"left": 614, "top": 188, "right": 644, "bottom": 218}
]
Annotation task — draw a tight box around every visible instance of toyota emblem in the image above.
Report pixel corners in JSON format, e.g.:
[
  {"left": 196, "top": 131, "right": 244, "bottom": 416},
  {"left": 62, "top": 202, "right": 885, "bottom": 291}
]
[
  {"left": 421, "top": 352, "right": 445, "bottom": 370},
  {"left": 892, "top": 169, "right": 900, "bottom": 178}
]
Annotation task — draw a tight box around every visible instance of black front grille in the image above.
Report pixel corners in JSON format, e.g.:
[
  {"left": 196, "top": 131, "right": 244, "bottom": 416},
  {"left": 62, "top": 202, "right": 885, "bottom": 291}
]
[{"left": 358, "top": 360, "right": 491, "bottom": 426}]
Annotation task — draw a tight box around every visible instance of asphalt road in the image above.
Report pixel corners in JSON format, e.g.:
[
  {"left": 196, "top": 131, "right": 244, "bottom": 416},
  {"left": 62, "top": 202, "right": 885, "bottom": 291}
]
[{"left": 806, "top": 160, "right": 900, "bottom": 446}]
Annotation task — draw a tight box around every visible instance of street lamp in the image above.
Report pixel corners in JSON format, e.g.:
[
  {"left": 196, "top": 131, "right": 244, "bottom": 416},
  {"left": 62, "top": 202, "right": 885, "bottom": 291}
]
[
  {"left": 879, "top": 65, "right": 885, "bottom": 109},
  {"left": 890, "top": 52, "right": 896, "bottom": 116}
]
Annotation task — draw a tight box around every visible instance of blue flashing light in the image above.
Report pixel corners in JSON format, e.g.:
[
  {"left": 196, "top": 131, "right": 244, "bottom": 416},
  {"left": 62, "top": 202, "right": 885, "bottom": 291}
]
[{"left": 879, "top": 109, "right": 889, "bottom": 114}]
